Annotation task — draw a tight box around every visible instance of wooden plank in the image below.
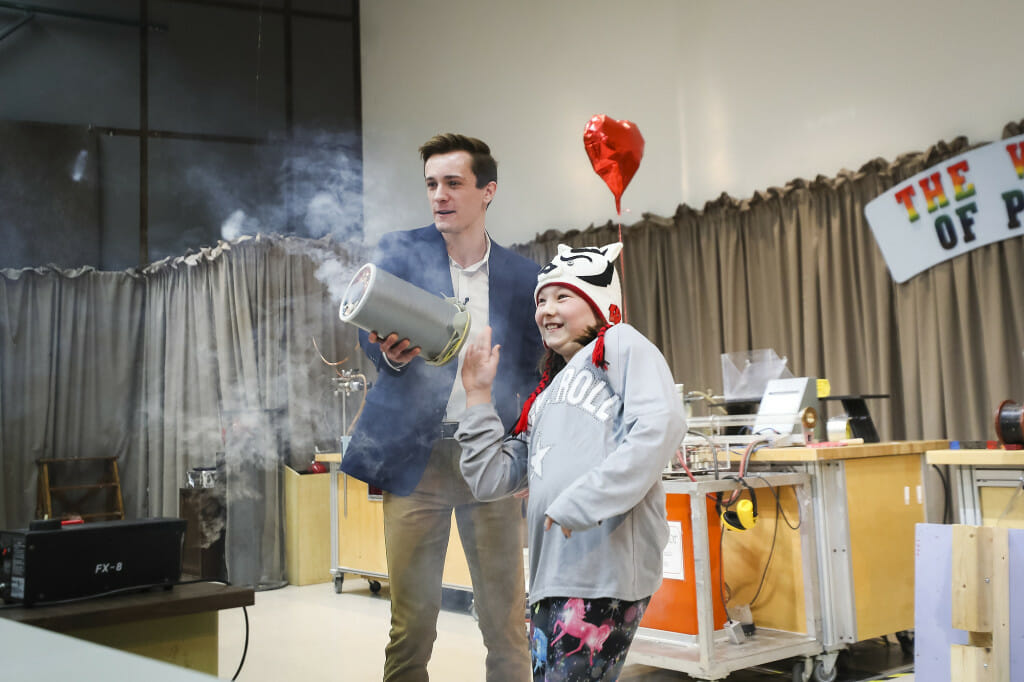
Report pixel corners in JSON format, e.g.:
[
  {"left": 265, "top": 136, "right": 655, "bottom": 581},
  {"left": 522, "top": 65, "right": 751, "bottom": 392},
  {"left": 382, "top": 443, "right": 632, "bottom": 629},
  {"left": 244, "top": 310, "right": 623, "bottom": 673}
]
[
  {"left": 948, "top": 525, "right": 1008, "bottom": 682},
  {"left": 314, "top": 452, "right": 343, "bottom": 463},
  {"left": 69, "top": 611, "right": 218, "bottom": 675},
  {"left": 925, "top": 449, "right": 1024, "bottom": 467},
  {"left": 845, "top": 454, "right": 923, "bottom": 640},
  {"left": 951, "top": 644, "right": 993, "bottom": 682},
  {"left": 752, "top": 439, "right": 948, "bottom": 463},
  {"left": 992, "top": 527, "right": 1010, "bottom": 682},
  {"left": 952, "top": 525, "right": 992, "bottom": 634},
  {"left": 0, "top": 582, "right": 253, "bottom": 631}
]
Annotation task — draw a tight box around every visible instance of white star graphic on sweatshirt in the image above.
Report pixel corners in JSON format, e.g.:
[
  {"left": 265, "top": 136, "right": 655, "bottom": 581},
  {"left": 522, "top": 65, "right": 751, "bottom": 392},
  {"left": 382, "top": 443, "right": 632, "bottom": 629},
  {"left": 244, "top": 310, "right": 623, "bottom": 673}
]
[{"left": 532, "top": 446, "right": 550, "bottom": 478}]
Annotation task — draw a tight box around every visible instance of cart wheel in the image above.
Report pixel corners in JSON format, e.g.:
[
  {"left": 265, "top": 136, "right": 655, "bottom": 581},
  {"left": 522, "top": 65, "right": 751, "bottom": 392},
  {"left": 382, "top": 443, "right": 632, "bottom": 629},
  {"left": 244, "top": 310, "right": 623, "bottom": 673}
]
[
  {"left": 792, "top": 659, "right": 806, "bottom": 682},
  {"left": 812, "top": 659, "right": 838, "bottom": 682},
  {"left": 368, "top": 579, "right": 382, "bottom": 594},
  {"left": 333, "top": 574, "right": 344, "bottom": 594},
  {"left": 895, "top": 629, "right": 914, "bottom": 657}
]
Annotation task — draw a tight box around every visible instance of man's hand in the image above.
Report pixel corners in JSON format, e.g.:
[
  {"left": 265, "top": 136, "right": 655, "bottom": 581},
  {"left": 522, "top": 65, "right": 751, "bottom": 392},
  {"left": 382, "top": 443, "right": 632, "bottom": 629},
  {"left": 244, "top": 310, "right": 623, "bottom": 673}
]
[
  {"left": 369, "top": 331, "right": 422, "bottom": 366},
  {"left": 462, "top": 326, "right": 500, "bottom": 407},
  {"left": 544, "top": 516, "right": 572, "bottom": 538}
]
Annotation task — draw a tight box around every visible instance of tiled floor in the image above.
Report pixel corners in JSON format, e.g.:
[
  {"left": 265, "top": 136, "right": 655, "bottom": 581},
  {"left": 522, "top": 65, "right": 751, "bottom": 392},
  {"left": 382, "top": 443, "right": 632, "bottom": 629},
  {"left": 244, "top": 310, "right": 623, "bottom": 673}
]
[{"left": 218, "top": 580, "right": 914, "bottom": 681}]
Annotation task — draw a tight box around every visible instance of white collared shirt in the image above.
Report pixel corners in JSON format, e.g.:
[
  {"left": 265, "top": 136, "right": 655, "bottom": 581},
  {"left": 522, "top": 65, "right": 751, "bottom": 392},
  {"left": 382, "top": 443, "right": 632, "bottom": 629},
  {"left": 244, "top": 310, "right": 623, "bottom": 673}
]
[{"left": 445, "top": 237, "right": 491, "bottom": 422}]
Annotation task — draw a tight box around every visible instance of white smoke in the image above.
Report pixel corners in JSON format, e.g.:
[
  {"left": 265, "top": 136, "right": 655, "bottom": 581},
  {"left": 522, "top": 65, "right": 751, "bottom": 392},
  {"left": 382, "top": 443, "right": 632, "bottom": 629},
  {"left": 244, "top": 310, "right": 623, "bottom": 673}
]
[{"left": 71, "top": 149, "right": 89, "bottom": 182}]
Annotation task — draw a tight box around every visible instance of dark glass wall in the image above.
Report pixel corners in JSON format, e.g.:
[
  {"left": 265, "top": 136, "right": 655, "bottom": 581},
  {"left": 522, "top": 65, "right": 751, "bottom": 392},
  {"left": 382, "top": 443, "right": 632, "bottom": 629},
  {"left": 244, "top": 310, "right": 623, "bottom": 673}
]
[{"left": 0, "top": 0, "right": 361, "bottom": 270}]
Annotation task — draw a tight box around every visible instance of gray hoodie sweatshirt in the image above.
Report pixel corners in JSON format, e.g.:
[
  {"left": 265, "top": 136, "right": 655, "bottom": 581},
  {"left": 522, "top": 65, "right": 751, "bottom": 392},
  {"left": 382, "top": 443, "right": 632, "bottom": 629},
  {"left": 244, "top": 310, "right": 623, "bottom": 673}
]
[{"left": 456, "top": 323, "right": 686, "bottom": 605}]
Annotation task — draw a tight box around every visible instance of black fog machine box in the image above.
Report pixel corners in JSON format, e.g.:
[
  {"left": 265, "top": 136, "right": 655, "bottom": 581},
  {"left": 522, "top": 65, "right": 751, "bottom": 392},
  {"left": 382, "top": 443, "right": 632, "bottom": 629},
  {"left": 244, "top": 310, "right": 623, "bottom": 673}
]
[{"left": 0, "top": 517, "right": 186, "bottom": 606}]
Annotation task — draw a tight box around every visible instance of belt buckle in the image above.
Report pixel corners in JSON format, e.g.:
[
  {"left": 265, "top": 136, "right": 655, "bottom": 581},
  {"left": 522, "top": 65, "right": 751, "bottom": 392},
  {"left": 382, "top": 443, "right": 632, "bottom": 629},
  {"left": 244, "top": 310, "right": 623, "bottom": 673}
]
[{"left": 441, "top": 421, "right": 459, "bottom": 439}]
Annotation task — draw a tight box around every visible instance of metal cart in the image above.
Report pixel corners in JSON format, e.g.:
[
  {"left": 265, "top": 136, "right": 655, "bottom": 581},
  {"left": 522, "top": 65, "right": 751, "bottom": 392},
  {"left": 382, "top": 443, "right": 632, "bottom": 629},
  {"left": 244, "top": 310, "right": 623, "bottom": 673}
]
[
  {"left": 312, "top": 370, "right": 486, "bottom": 609},
  {"left": 316, "top": 442, "right": 477, "bottom": 599},
  {"left": 628, "top": 472, "right": 830, "bottom": 681},
  {"left": 323, "top": 443, "right": 384, "bottom": 594}
]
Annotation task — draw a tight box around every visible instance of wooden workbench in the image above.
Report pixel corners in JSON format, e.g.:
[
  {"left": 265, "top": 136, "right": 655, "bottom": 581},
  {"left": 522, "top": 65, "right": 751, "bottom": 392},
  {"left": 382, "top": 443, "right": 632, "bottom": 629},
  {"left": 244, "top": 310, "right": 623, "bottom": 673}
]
[
  {"left": 926, "top": 448, "right": 1024, "bottom": 527},
  {"left": 749, "top": 439, "right": 950, "bottom": 462},
  {"left": 722, "top": 439, "right": 947, "bottom": 648}
]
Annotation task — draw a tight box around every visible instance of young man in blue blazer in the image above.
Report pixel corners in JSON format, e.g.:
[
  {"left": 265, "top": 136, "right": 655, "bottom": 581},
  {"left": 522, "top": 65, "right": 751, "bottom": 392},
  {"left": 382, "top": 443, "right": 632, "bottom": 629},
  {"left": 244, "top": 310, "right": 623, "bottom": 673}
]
[{"left": 342, "top": 133, "right": 541, "bottom": 681}]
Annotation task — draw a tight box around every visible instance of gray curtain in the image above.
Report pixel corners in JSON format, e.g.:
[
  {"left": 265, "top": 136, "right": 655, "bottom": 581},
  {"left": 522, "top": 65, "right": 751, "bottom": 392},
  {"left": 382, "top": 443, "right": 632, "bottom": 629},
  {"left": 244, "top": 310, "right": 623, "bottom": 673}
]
[
  {"left": 518, "top": 118, "right": 1024, "bottom": 444},
  {"left": 139, "top": 235, "right": 365, "bottom": 587},
  {"left": 0, "top": 234, "right": 366, "bottom": 588},
  {"left": 0, "top": 266, "right": 143, "bottom": 526}
]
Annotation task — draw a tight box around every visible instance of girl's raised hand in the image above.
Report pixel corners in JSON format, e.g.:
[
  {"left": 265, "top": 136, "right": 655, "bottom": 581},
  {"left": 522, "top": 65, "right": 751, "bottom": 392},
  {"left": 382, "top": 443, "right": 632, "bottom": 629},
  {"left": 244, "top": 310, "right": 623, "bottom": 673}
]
[{"left": 462, "top": 326, "right": 500, "bottom": 406}]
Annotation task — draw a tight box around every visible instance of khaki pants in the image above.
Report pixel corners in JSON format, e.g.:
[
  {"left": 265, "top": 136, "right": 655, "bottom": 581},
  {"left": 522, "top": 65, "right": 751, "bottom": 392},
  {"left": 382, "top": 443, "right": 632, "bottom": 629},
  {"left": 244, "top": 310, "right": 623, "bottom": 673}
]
[{"left": 382, "top": 439, "right": 530, "bottom": 682}]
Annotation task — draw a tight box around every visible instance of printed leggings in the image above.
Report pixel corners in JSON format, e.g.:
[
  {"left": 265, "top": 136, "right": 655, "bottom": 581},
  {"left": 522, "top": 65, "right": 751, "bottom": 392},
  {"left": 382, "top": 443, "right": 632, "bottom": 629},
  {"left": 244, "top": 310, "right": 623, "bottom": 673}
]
[{"left": 529, "top": 595, "right": 650, "bottom": 681}]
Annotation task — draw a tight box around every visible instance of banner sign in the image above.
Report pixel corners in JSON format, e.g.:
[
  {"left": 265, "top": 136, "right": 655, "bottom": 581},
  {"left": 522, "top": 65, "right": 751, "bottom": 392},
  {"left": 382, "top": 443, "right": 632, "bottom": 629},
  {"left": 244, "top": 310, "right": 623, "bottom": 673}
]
[{"left": 864, "top": 133, "right": 1024, "bottom": 283}]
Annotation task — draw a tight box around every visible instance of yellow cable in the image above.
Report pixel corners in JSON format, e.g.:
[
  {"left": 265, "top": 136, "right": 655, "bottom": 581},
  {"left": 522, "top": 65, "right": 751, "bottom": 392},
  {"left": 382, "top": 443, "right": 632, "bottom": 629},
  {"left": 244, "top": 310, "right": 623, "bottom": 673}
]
[{"left": 426, "top": 303, "right": 472, "bottom": 367}]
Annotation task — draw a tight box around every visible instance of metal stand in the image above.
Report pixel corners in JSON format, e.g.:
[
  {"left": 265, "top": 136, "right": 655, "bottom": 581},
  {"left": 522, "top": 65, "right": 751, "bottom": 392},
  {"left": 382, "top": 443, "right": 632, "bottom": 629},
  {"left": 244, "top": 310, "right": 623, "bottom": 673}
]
[
  {"left": 629, "top": 473, "right": 826, "bottom": 681},
  {"left": 322, "top": 371, "right": 382, "bottom": 595}
]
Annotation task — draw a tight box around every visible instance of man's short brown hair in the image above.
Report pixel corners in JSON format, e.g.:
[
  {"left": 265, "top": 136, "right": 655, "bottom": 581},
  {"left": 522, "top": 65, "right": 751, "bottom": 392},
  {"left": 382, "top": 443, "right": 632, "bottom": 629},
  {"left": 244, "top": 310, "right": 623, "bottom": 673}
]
[{"left": 419, "top": 133, "right": 497, "bottom": 188}]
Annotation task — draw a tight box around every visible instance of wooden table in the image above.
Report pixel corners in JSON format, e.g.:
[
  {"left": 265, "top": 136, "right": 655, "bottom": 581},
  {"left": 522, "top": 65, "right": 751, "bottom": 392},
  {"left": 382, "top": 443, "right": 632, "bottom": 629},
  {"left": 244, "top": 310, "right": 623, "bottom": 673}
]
[
  {"left": 0, "top": 581, "right": 254, "bottom": 675},
  {"left": 726, "top": 440, "right": 947, "bottom": 651},
  {"left": 0, "top": 617, "right": 219, "bottom": 681},
  {"left": 925, "top": 448, "right": 1024, "bottom": 527}
]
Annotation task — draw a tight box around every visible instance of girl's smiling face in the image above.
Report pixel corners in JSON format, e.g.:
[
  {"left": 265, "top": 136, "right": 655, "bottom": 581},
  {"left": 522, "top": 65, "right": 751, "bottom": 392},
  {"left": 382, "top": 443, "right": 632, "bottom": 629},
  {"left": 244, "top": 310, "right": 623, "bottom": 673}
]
[{"left": 535, "top": 285, "right": 600, "bottom": 360}]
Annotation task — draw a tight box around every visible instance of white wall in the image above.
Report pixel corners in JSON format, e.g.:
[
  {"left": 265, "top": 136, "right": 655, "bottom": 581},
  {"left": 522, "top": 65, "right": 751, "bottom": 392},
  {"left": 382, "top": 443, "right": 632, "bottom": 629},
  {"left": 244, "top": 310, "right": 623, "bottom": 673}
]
[{"left": 361, "top": 0, "right": 1024, "bottom": 246}]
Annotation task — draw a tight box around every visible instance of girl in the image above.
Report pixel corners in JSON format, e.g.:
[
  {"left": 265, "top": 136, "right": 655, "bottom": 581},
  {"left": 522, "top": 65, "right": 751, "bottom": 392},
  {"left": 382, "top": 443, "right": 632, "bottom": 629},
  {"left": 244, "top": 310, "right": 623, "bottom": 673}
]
[{"left": 456, "top": 242, "right": 686, "bottom": 681}]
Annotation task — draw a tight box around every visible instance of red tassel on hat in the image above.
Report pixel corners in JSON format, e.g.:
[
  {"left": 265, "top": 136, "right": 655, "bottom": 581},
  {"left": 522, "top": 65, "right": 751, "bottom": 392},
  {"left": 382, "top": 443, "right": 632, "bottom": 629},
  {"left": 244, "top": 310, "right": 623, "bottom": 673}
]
[
  {"left": 591, "top": 324, "right": 610, "bottom": 370},
  {"left": 512, "top": 366, "right": 552, "bottom": 435}
]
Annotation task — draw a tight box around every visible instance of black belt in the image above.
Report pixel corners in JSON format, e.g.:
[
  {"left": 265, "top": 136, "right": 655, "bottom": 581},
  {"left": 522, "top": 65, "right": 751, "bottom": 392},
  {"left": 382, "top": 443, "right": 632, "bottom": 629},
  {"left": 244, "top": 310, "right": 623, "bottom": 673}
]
[{"left": 440, "top": 421, "right": 459, "bottom": 439}]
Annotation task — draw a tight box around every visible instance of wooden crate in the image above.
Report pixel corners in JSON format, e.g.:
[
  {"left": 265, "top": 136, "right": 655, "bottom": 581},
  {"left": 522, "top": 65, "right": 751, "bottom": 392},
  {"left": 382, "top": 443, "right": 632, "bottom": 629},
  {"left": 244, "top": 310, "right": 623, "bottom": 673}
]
[{"left": 284, "top": 466, "right": 332, "bottom": 586}]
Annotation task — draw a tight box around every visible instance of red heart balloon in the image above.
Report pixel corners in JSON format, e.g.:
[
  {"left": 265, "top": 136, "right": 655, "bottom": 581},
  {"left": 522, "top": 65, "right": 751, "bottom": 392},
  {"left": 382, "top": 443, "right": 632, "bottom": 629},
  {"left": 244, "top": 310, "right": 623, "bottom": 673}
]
[{"left": 583, "top": 114, "right": 645, "bottom": 214}]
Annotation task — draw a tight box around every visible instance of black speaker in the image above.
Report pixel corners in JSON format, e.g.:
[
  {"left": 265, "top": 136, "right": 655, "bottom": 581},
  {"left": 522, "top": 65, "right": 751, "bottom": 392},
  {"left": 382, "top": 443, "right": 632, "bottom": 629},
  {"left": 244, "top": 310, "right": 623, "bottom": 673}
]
[{"left": 0, "top": 518, "right": 185, "bottom": 605}]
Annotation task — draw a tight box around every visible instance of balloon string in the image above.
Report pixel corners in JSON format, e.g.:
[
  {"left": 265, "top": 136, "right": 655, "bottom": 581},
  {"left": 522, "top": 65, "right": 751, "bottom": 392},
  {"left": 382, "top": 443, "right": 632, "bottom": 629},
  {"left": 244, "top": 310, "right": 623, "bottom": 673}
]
[{"left": 617, "top": 220, "right": 627, "bottom": 324}]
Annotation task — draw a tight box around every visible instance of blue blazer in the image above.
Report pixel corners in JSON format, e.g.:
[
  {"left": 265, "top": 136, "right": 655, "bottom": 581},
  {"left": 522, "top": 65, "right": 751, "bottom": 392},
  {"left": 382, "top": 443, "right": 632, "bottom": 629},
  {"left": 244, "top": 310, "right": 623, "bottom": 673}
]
[{"left": 341, "top": 225, "right": 542, "bottom": 495}]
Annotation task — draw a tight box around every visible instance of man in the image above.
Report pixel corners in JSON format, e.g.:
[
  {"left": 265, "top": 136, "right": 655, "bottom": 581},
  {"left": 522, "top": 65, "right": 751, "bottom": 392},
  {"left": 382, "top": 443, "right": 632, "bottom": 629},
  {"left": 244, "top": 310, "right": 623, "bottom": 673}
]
[{"left": 342, "top": 133, "right": 540, "bottom": 681}]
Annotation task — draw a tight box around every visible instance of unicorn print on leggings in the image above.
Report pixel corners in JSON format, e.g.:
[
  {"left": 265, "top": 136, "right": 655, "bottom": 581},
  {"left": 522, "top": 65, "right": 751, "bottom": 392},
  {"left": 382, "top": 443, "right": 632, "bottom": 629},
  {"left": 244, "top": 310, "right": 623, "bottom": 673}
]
[{"left": 550, "top": 597, "right": 613, "bottom": 665}]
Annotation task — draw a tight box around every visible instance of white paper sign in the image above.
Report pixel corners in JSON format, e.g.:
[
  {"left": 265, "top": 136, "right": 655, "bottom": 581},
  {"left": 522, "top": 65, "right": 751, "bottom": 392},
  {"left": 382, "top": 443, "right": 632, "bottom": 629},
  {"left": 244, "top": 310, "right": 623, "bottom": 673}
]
[
  {"left": 662, "top": 520, "right": 684, "bottom": 580},
  {"left": 864, "top": 133, "right": 1024, "bottom": 283}
]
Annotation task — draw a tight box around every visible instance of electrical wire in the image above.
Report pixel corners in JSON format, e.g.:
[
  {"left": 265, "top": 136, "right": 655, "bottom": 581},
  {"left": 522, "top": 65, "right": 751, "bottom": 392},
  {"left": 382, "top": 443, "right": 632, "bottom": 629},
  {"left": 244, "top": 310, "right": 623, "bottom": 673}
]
[
  {"left": 715, "top": 474, "right": 802, "bottom": 610},
  {"left": 739, "top": 438, "right": 772, "bottom": 478},
  {"left": 717, "top": 518, "right": 730, "bottom": 623},
  {"left": 748, "top": 474, "right": 801, "bottom": 531},
  {"left": 685, "top": 429, "right": 721, "bottom": 479},
  {"left": 232, "top": 605, "right": 250, "bottom": 681},
  {"left": 311, "top": 335, "right": 349, "bottom": 370},
  {"left": 674, "top": 448, "right": 697, "bottom": 482},
  {"left": 718, "top": 440, "right": 772, "bottom": 507},
  {"left": 930, "top": 463, "right": 952, "bottom": 524},
  {"left": 746, "top": 475, "right": 800, "bottom": 607}
]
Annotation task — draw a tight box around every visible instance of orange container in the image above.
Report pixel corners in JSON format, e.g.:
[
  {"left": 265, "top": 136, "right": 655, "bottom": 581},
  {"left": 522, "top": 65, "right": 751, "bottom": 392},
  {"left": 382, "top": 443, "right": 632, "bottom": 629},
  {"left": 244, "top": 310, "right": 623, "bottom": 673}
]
[{"left": 640, "top": 493, "right": 727, "bottom": 634}]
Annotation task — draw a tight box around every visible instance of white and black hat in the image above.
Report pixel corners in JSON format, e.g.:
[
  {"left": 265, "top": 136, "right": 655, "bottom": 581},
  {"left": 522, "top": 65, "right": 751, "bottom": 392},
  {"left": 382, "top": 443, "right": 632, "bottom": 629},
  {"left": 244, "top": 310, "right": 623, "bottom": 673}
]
[
  {"left": 534, "top": 242, "right": 623, "bottom": 325},
  {"left": 512, "top": 242, "right": 626, "bottom": 435}
]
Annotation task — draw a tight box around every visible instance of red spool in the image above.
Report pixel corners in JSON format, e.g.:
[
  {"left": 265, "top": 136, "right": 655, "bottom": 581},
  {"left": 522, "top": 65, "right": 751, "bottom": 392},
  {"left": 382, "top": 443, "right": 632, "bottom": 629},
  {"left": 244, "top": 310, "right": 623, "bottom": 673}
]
[{"left": 994, "top": 399, "right": 1024, "bottom": 445}]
